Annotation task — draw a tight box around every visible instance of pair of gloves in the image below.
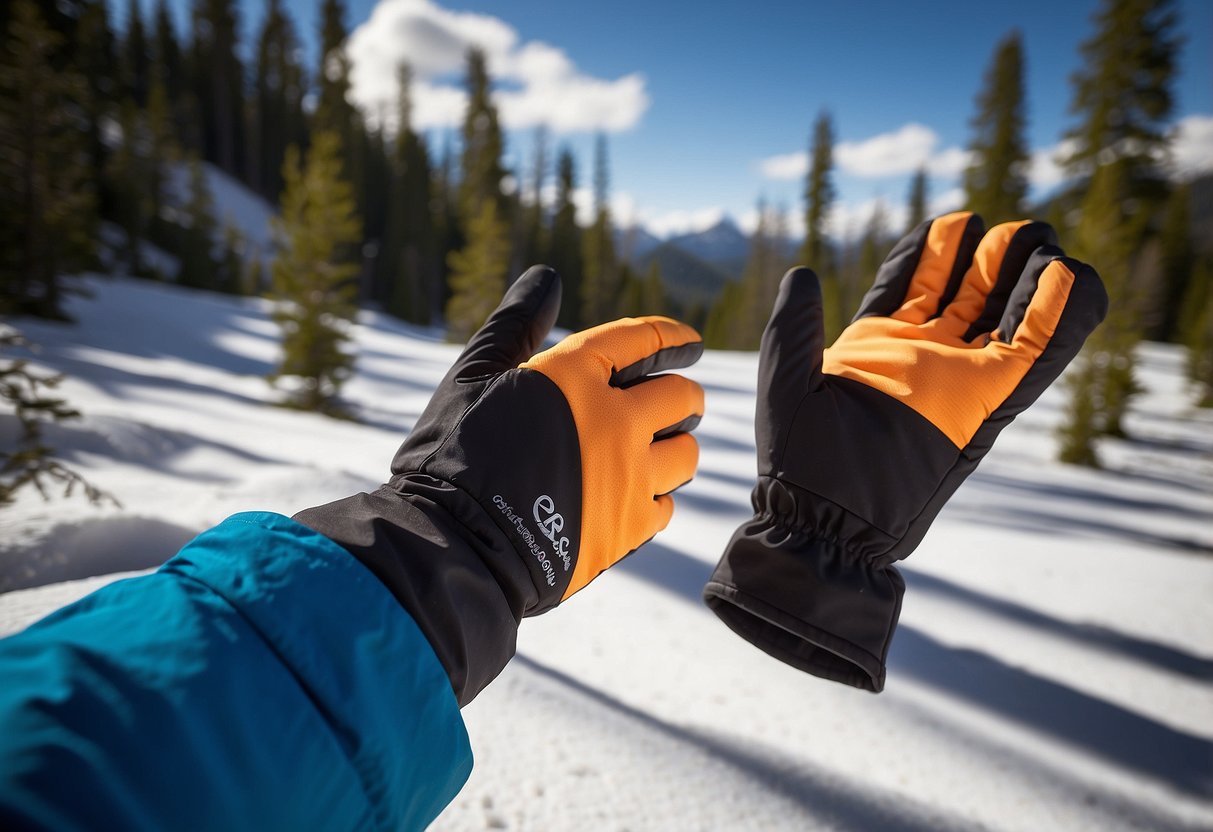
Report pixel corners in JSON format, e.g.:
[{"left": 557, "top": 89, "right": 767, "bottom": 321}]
[{"left": 296, "top": 212, "right": 1107, "bottom": 702}]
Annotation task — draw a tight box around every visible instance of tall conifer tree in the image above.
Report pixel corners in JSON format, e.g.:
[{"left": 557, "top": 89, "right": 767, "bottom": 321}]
[
  {"left": 0, "top": 0, "right": 95, "bottom": 318},
  {"left": 906, "top": 167, "right": 929, "bottom": 232},
  {"left": 547, "top": 148, "right": 583, "bottom": 329},
  {"left": 380, "top": 62, "right": 437, "bottom": 324},
  {"left": 177, "top": 157, "right": 220, "bottom": 289},
  {"left": 270, "top": 132, "right": 362, "bottom": 413},
  {"left": 963, "top": 31, "right": 1029, "bottom": 225},
  {"left": 520, "top": 126, "right": 548, "bottom": 271},
  {"left": 799, "top": 112, "right": 841, "bottom": 341},
  {"left": 446, "top": 47, "right": 509, "bottom": 337},
  {"left": 446, "top": 200, "right": 509, "bottom": 343},
  {"left": 190, "top": 0, "right": 245, "bottom": 177},
  {"left": 458, "top": 48, "right": 506, "bottom": 220},
  {"left": 252, "top": 0, "right": 307, "bottom": 200},
  {"left": 582, "top": 134, "right": 620, "bottom": 326},
  {"left": 1057, "top": 0, "right": 1180, "bottom": 463},
  {"left": 122, "top": 0, "right": 150, "bottom": 106}
]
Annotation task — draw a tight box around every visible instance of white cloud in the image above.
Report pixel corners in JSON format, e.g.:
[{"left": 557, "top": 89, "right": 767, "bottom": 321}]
[
  {"left": 758, "top": 123, "right": 968, "bottom": 182},
  {"left": 1171, "top": 114, "right": 1213, "bottom": 177},
  {"left": 348, "top": 0, "right": 649, "bottom": 134},
  {"left": 926, "top": 146, "right": 972, "bottom": 178},
  {"left": 837, "top": 123, "right": 942, "bottom": 178},
  {"left": 758, "top": 152, "right": 808, "bottom": 181}
]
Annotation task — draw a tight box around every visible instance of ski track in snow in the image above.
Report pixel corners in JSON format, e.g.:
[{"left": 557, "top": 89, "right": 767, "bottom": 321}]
[{"left": 2, "top": 275, "right": 1212, "bottom": 831}]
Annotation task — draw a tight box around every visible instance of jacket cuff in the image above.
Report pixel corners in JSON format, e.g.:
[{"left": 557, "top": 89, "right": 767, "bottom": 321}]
[
  {"left": 293, "top": 476, "right": 537, "bottom": 707},
  {"left": 703, "top": 515, "right": 904, "bottom": 692}
]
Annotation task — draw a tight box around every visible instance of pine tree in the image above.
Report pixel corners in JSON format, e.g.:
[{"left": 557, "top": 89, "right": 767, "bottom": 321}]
[
  {"left": 152, "top": 0, "right": 193, "bottom": 151},
  {"left": 1150, "top": 184, "right": 1193, "bottom": 341},
  {"left": 906, "top": 167, "right": 929, "bottom": 231},
  {"left": 799, "top": 112, "right": 841, "bottom": 341},
  {"left": 76, "top": 0, "right": 119, "bottom": 186},
  {"left": 144, "top": 76, "right": 178, "bottom": 254},
  {"left": 177, "top": 157, "right": 220, "bottom": 289},
  {"left": 315, "top": 0, "right": 357, "bottom": 150},
  {"left": 458, "top": 47, "right": 506, "bottom": 220},
  {"left": 547, "top": 148, "right": 583, "bottom": 328},
  {"left": 122, "top": 0, "right": 150, "bottom": 107},
  {"left": 270, "top": 132, "right": 362, "bottom": 413},
  {"left": 641, "top": 261, "right": 665, "bottom": 317},
  {"left": 1181, "top": 257, "right": 1213, "bottom": 406},
  {"left": 432, "top": 133, "right": 460, "bottom": 323},
  {"left": 963, "top": 31, "right": 1029, "bottom": 225},
  {"left": 582, "top": 134, "right": 620, "bottom": 326},
  {"left": 217, "top": 225, "right": 245, "bottom": 295},
  {"left": 252, "top": 0, "right": 307, "bottom": 200},
  {"left": 1056, "top": 0, "right": 1180, "bottom": 463},
  {"left": 446, "top": 199, "right": 509, "bottom": 343},
  {"left": 0, "top": 0, "right": 95, "bottom": 319},
  {"left": 106, "top": 100, "right": 148, "bottom": 276},
  {"left": 1058, "top": 160, "right": 1145, "bottom": 462},
  {"left": 706, "top": 201, "right": 785, "bottom": 350},
  {"left": 190, "top": 0, "right": 245, "bottom": 178},
  {"left": 520, "top": 126, "right": 548, "bottom": 270},
  {"left": 858, "top": 202, "right": 891, "bottom": 294},
  {"left": 0, "top": 329, "right": 114, "bottom": 507},
  {"left": 380, "top": 62, "right": 437, "bottom": 324},
  {"left": 1063, "top": 0, "right": 1178, "bottom": 191},
  {"left": 616, "top": 260, "right": 666, "bottom": 319}
]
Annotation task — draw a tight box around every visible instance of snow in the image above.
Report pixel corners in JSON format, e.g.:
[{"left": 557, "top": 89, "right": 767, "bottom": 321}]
[{"left": 2, "top": 275, "right": 1212, "bottom": 831}]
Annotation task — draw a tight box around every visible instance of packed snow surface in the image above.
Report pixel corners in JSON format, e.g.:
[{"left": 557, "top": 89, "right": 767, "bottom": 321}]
[{"left": 2, "top": 276, "right": 1211, "bottom": 831}]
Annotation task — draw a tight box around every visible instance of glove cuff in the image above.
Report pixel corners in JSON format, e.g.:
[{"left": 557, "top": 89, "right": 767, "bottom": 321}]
[
  {"left": 703, "top": 491, "right": 904, "bottom": 692},
  {"left": 293, "top": 476, "right": 538, "bottom": 706}
]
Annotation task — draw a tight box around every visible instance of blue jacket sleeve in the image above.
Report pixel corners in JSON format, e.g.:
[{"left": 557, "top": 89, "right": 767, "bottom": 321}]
[{"left": 0, "top": 511, "right": 473, "bottom": 831}]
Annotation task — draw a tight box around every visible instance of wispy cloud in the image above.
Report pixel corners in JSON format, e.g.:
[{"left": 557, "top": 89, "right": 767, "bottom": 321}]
[
  {"left": 1171, "top": 114, "right": 1213, "bottom": 177},
  {"left": 758, "top": 123, "right": 969, "bottom": 182},
  {"left": 348, "top": 0, "right": 649, "bottom": 134}
]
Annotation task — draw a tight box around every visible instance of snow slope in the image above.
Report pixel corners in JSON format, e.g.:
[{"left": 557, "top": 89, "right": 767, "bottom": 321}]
[{"left": 2, "top": 276, "right": 1211, "bottom": 831}]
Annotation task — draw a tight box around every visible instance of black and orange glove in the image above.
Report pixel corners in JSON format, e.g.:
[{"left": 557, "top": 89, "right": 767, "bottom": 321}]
[
  {"left": 296, "top": 266, "right": 704, "bottom": 704},
  {"left": 703, "top": 212, "right": 1107, "bottom": 691}
]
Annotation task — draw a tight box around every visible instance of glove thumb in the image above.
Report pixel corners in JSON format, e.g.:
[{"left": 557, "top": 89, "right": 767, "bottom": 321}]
[
  {"left": 454, "top": 265, "right": 562, "bottom": 379},
  {"left": 759, "top": 267, "right": 825, "bottom": 400}
]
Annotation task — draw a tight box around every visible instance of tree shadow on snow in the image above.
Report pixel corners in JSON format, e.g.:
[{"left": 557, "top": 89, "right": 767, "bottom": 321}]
[
  {"left": 903, "top": 568, "right": 1213, "bottom": 681},
  {"left": 620, "top": 542, "right": 1213, "bottom": 798},
  {"left": 0, "top": 516, "right": 197, "bottom": 593}
]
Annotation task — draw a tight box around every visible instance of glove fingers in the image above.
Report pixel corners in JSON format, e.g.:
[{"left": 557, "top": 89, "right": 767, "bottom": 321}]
[
  {"left": 1002, "top": 257, "right": 1107, "bottom": 358},
  {"left": 942, "top": 221, "right": 1058, "bottom": 340},
  {"left": 529, "top": 316, "right": 702, "bottom": 385},
  {"left": 453, "top": 265, "right": 561, "bottom": 379},
  {"left": 628, "top": 373, "right": 706, "bottom": 441},
  {"left": 853, "top": 212, "right": 984, "bottom": 324},
  {"left": 759, "top": 268, "right": 826, "bottom": 402},
  {"left": 649, "top": 431, "right": 699, "bottom": 496},
  {"left": 960, "top": 256, "right": 1107, "bottom": 461}
]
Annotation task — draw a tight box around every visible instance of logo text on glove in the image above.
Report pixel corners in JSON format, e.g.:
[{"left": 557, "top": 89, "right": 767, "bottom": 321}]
[{"left": 534, "top": 495, "right": 572, "bottom": 570}]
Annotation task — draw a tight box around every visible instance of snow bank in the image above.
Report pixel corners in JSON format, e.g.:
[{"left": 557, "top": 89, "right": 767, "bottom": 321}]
[{"left": 1, "top": 277, "right": 1211, "bottom": 831}]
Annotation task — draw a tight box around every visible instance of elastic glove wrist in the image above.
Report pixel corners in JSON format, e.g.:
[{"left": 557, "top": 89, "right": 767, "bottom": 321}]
[{"left": 704, "top": 477, "right": 904, "bottom": 692}]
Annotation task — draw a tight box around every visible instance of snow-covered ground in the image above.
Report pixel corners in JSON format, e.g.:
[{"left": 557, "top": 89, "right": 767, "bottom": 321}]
[{"left": 2, "top": 275, "right": 1211, "bottom": 831}]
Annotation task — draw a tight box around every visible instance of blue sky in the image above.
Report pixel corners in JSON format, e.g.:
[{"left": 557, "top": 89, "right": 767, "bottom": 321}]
[{"left": 134, "top": 0, "right": 1212, "bottom": 238}]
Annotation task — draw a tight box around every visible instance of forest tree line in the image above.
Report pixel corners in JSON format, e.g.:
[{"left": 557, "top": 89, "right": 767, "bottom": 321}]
[{"left": 0, "top": 0, "right": 1210, "bottom": 463}]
